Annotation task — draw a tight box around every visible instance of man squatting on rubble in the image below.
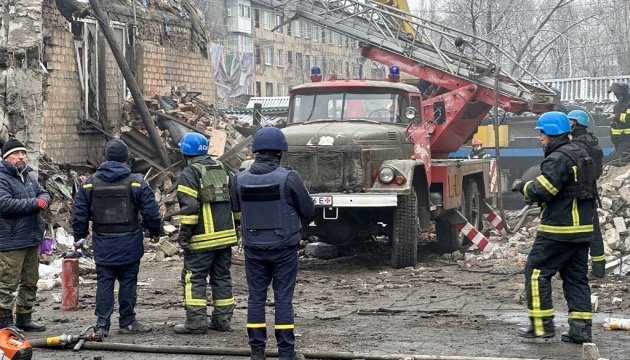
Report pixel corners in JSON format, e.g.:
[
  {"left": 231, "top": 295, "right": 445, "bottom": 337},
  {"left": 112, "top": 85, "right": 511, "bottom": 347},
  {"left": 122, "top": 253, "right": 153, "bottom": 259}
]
[
  {"left": 174, "top": 132, "right": 238, "bottom": 334},
  {"left": 512, "top": 111, "right": 596, "bottom": 343},
  {"left": 0, "top": 138, "right": 50, "bottom": 331},
  {"left": 72, "top": 139, "right": 161, "bottom": 336},
  {"left": 232, "top": 127, "right": 315, "bottom": 360},
  {"left": 606, "top": 82, "right": 630, "bottom": 167},
  {"left": 567, "top": 110, "right": 605, "bottom": 278}
]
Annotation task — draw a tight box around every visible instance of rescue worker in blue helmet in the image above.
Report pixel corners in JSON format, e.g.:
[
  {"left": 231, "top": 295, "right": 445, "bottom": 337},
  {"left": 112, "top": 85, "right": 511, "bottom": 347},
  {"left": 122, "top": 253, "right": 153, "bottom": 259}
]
[
  {"left": 174, "top": 132, "right": 238, "bottom": 334},
  {"left": 72, "top": 139, "right": 161, "bottom": 336},
  {"left": 568, "top": 110, "right": 605, "bottom": 278},
  {"left": 231, "top": 127, "right": 315, "bottom": 360},
  {"left": 511, "top": 111, "right": 596, "bottom": 344}
]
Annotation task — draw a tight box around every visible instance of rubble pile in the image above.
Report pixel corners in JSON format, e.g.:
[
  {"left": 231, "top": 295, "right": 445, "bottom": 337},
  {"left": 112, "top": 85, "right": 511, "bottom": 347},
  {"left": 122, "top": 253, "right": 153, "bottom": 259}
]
[{"left": 120, "top": 87, "right": 252, "bottom": 172}]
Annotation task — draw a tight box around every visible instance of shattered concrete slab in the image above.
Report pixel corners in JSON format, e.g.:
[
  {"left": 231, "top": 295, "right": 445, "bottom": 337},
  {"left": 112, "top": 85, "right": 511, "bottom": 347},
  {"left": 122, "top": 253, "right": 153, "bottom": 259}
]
[{"left": 0, "top": 0, "right": 43, "bottom": 50}]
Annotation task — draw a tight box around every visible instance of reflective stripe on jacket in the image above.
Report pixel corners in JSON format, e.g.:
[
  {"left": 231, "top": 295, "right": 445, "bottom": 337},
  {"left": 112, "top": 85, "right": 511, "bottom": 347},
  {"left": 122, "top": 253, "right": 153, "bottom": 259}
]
[
  {"left": 522, "top": 140, "right": 595, "bottom": 242},
  {"left": 177, "top": 156, "right": 237, "bottom": 251}
]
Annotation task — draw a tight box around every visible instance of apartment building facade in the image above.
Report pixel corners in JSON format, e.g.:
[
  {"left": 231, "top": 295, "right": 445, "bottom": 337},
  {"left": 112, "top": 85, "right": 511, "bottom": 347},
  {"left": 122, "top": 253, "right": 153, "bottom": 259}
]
[{"left": 225, "top": 0, "right": 383, "bottom": 98}]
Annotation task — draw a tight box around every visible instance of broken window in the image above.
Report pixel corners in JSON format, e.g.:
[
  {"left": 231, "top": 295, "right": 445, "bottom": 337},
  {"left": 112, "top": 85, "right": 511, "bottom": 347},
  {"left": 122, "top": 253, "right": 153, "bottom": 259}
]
[
  {"left": 265, "top": 82, "right": 273, "bottom": 96},
  {"left": 75, "top": 19, "right": 127, "bottom": 129},
  {"left": 254, "top": 45, "right": 261, "bottom": 65},
  {"left": 254, "top": 9, "right": 260, "bottom": 28}
]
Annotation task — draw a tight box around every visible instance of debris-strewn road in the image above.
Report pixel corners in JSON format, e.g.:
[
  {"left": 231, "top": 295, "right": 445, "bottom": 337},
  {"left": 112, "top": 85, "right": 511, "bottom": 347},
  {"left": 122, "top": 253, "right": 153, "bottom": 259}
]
[{"left": 33, "top": 244, "right": 627, "bottom": 360}]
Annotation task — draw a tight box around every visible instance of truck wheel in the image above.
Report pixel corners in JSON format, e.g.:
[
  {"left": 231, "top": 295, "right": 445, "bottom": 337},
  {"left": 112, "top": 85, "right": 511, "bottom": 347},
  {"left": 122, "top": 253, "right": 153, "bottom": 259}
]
[
  {"left": 391, "top": 192, "right": 419, "bottom": 268},
  {"left": 433, "top": 214, "right": 462, "bottom": 253},
  {"left": 462, "top": 179, "right": 482, "bottom": 231}
]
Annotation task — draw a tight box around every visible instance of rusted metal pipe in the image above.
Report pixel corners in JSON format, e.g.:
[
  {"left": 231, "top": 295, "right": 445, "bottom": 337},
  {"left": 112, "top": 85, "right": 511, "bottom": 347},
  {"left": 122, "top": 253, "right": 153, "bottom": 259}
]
[{"left": 47, "top": 342, "right": 541, "bottom": 360}]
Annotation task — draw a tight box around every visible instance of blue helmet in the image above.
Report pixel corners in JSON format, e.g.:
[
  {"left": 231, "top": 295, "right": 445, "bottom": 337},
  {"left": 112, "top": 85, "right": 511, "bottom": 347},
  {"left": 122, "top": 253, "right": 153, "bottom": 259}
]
[
  {"left": 535, "top": 111, "right": 571, "bottom": 136},
  {"left": 179, "top": 132, "right": 209, "bottom": 156},
  {"left": 567, "top": 109, "right": 590, "bottom": 127},
  {"left": 252, "top": 127, "right": 288, "bottom": 153}
]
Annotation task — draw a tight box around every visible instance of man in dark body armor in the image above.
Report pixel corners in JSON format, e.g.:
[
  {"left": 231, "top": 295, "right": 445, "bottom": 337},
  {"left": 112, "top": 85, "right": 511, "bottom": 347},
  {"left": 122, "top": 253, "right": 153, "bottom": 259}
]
[
  {"left": 72, "top": 139, "right": 161, "bottom": 336},
  {"left": 512, "top": 112, "right": 596, "bottom": 344},
  {"left": 568, "top": 110, "right": 605, "bottom": 278}
]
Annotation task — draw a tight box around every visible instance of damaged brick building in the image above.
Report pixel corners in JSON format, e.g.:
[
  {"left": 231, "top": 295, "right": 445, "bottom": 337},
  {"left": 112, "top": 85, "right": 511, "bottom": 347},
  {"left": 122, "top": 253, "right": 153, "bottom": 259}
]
[{"left": 1, "top": 0, "right": 216, "bottom": 165}]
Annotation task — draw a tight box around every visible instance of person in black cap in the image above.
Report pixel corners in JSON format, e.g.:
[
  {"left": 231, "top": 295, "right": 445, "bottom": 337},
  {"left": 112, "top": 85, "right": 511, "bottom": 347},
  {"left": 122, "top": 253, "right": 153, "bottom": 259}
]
[
  {"left": 0, "top": 138, "right": 51, "bottom": 331},
  {"left": 72, "top": 139, "right": 161, "bottom": 336}
]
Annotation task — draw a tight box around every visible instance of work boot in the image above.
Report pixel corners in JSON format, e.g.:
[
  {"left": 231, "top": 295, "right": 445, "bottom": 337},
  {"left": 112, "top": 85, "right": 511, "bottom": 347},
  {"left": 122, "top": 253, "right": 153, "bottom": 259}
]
[
  {"left": 15, "top": 313, "right": 46, "bottom": 332},
  {"left": 118, "top": 320, "right": 152, "bottom": 334},
  {"left": 591, "top": 261, "right": 605, "bottom": 279},
  {"left": 0, "top": 309, "right": 13, "bottom": 328},
  {"left": 517, "top": 318, "right": 555, "bottom": 339},
  {"left": 210, "top": 314, "right": 232, "bottom": 332},
  {"left": 279, "top": 352, "right": 305, "bottom": 360},
  {"left": 95, "top": 327, "right": 109, "bottom": 338},
  {"left": 173, "top": 323, "right": 207, "bottom": 334},
  {"left": 251, "top": 346, "right": 266, "bottom": 360},
  {"left": 561, "top": 320, "right": 592, "bottom": 344}
]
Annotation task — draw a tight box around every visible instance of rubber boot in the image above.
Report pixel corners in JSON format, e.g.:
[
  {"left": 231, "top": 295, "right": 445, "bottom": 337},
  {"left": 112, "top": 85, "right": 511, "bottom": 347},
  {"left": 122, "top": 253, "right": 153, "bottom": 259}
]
[
  {"left": 279, "top": 352, "right": 305, "bottom": 360},
  {"left": 210, "top": 313, "right": 233, "bottom": 332},
  {"left": 174, "top": 308, "right": 208, "bottom": 334},
  {"left": 561, "top": 319, "right": 592, "bottom": 344},
  {"left": 251, "top": 346, "right": 266, "bottom": 360},
  {"left": 591, "top": 261, "right": 605, "bottom": 279},
  {"left": 0, "top": 309, "right": 13, "bottom": 328},
  {"left": 518, "top": 317, "right": 555, "bottom": 339},
  {"left": 15, "top": 313, "right": 46, "bottom": 332}
]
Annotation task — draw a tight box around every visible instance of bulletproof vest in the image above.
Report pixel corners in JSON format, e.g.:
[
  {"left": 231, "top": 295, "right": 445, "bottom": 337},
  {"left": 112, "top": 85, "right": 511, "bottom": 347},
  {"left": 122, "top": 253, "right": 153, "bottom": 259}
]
[
  {"left": 554, "top": 147, "right": 596, "bottom": 200},
  {"left": 191, "top": 161, "right": 230, "bottom": 203},
  {"left": 237, "top": 167, "right": 302, "bottom": 248},
  {"left": 90, "top": 174, "right": 139, "bottom": 234}
]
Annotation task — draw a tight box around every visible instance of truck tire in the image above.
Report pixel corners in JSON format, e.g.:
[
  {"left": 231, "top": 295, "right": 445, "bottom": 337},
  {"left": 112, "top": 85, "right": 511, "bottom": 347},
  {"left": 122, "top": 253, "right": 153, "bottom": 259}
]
[
  {"left": 462, "top": 179, "right": 482, "bottom": 231},
  {"left": 391, "top": 192, "right": 419, "bottom": 268},
  {"left": 433, "top": 213, "right": 461, "bottom": 253}
]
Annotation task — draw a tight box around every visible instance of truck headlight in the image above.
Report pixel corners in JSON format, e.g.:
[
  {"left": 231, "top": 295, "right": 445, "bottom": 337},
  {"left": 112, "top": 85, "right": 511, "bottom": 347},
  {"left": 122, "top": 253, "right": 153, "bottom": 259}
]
[{"left": 378, "top": 167, "right": 396, "bottom": 184}]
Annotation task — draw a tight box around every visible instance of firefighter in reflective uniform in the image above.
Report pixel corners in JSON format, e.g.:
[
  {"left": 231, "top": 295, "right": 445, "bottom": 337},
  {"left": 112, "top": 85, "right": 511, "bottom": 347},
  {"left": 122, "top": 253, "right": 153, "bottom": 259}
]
[
  {"left": 568, "top": 110, "right": 605, "bottom": 278},
  {"left": 72, "top": 139, "right": 161, "bottom": 336},
  {"left": 511, "top": 112, "right": 595, "bottom": 344},
  {"left": 231, "top": 127, "right": 315, "bottom": 360},
  {"left": 606, "top": 82, "right": 630, "bottom": 166},
  {"left": 468, "top": 138, "right": 490, "bottom": 159},
  {"left": 174, "top": 132, "right": 238, "bottom": 334}
]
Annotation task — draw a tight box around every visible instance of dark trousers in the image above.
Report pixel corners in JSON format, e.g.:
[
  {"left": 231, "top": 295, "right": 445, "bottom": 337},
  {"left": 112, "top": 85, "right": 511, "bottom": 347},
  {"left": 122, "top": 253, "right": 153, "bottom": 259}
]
[
  {"left": 590, "top": 212, "right": 605, "bottom": 263},
  {"left": 245, "top": 246, "right": 298, "bottom": 358},
  {"left": 180, "top": 247, "right": 234, "bottom": 322},
  {"left": 608, "top": 139, "right": 630, "bottom": 167},
  {"left": 524, "top": 235, "right": 591, "bottom": 335},
  {"left": 0, "top": 246, "right": 39, "bottom": 313},
  {"left": 95, "top": 261, "right": 140, "bottom": 330}
]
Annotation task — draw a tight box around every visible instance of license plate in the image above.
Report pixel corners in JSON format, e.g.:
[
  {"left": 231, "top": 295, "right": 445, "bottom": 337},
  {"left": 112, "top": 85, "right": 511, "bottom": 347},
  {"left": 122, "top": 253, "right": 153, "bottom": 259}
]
[{"left": 312, "top": 196, "right": 333, "bottom": 206}]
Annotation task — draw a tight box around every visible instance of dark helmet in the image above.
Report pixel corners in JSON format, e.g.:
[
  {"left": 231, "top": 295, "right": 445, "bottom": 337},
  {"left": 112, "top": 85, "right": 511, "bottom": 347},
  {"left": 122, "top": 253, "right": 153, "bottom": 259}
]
[
  {"left": 535, "top": 111, "right": 571, "bottom": 136},
  {"left": 179, "top": 132, "right": 209, "bottom": 156},
  {"left": 252, "top": 127, "right": 288, "bottom": 153},
  {"left": 608, "top": 82, "right": 630, "bottom": 96}
]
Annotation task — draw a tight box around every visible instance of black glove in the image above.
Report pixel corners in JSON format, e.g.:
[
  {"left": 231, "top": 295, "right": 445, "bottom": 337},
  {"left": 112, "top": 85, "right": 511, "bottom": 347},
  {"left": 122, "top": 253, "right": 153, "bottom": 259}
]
[
  {"left": 511, "top": 179, "right": 524, "bottom": 193},
  {"left": 178, "top": 235, "right": 189, "bottom": 251}
]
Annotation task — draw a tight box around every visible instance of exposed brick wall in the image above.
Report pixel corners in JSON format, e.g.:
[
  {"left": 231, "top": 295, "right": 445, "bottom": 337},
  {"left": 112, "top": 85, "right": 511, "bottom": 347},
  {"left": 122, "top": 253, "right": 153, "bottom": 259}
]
[
  {"left": 41, "top": 2, "right": 103, "bottom": 165},
  {"left": 136, "top": 43, "right": 215, "bottom": 102},
  {"left": 40, "top": 0, "right": 209, "bottom": 165}
]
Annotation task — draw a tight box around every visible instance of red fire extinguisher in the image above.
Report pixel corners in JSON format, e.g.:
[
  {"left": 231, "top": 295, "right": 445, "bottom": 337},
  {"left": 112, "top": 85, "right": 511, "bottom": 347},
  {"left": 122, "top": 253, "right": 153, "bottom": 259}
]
[{"left": 61, "top": 239, "right": 84, "bottom": 311}]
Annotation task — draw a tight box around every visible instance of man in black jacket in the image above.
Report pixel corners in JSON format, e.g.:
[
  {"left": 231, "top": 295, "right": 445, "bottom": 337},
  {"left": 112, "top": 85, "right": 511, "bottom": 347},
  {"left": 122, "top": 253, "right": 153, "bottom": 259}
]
[
  {"left": 568, "top": 110, "right": 605, "bottom": 278},
  {"left": 232, "top": 127, "right": 315, "bottom": 360},
  {"left": 512, "top": 112, "right": 596, "bottom": 344},
  {"left": 73, "top": 139, "right": 161, "bottom": 336},
  {"left": 0, "top": 138, "right": 50, "bottom": 331}
]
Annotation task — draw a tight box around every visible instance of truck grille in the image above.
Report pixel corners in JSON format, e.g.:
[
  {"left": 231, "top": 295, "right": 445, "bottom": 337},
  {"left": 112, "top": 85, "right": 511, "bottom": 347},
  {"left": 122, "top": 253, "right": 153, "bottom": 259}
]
[{"left": 285, "top": 147, "right": 366, "bottom": 193}]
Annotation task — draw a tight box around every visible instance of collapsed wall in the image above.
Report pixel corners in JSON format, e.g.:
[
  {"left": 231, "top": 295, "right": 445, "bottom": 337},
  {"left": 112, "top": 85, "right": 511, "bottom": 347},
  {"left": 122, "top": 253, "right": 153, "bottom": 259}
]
[{"left": 0, "top": 0, "right": 44, "bottom": 171}]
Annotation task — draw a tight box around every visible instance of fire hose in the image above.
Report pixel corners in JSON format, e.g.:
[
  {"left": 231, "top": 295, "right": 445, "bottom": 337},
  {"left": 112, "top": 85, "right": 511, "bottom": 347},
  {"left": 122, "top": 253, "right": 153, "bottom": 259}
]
[{"left": 30, "top": 341, "right": 541, "bottom": 360}]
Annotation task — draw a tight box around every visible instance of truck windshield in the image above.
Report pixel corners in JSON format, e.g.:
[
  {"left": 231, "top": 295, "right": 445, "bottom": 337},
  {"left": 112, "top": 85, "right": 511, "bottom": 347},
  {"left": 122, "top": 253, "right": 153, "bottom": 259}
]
[{"left": 290, "top": 92, "right": 408, "bottom": 124}]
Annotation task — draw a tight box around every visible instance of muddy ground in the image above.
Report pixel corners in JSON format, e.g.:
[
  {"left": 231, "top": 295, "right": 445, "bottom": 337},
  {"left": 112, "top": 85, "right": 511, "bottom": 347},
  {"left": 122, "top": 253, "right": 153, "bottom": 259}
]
[{"left": 30, "top": 242, "right": 628, "bottom": 360}]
